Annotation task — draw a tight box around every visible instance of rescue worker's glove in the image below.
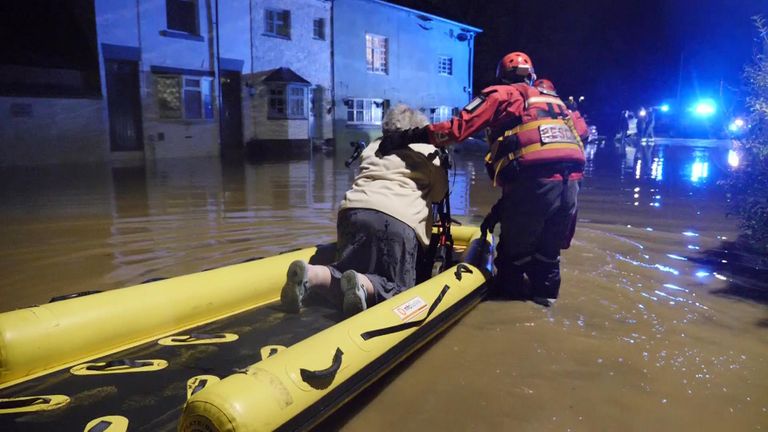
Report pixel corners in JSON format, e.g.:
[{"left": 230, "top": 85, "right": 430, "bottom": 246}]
[
  {"left": 480, "top": 200, "right": 502, "bottom": 240},
  {"left": 377, "top": 127, "right": 429, "bottom": 156}
]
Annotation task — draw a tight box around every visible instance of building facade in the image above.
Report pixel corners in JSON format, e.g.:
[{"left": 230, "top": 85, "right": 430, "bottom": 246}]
[
  {"left": 332, "top": 0, "right": 481, "bottom": 151},
  {"left": 242, "top": 0, "right": 333, "bottom": 157},
  {"left": 0, "top": 0, "right": 478, "bottom": 166}
]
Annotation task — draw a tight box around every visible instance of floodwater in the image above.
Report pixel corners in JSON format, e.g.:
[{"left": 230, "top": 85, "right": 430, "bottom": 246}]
[{"left": 1, "top": 141, "right": 766, "bottom": 431}]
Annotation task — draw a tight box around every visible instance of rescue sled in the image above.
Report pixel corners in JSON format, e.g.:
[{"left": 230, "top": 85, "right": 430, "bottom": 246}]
[{"left": 0, "top": 226, "right": 492, "bottom": 431}]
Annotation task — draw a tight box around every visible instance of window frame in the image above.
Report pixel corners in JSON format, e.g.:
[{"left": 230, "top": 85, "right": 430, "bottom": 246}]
[
  {"left": 438, "top": 56, "right": 453, "bottom": 76},
  {"left": 430, "top": 105, "right": 452, "bottom": 123},
  {"left": 268, "top": 83, "right": 308, "bottom": 120},
  {"left": 264, "top": 8, "right": 291, "bottom": 39},
  {"left": 345, "top": 97, "right": 384, "bottom": 126},
  {"left": 313, "top": 18, "right": 326, "bottom": 40},
  {"left": 365, "top": 33, "right": 388, "bottom": 74},
  {"left": 156, "top": 74, "right": 214, "bottom": 120},
  {"left": 165, "top": 0, "right": 200, "bottom": 35}
]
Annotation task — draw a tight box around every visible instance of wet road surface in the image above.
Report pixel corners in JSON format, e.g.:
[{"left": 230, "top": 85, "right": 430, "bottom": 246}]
[{"left": 0, "top": 141, "right": 765, "bottom": 430}]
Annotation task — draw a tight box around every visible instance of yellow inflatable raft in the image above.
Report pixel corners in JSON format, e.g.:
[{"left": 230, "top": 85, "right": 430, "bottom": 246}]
[{"left": 0, "top": 226, "right": 492, "bottom": 431}]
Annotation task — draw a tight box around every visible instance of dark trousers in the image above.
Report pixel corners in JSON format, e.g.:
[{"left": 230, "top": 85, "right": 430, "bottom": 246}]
[
  {"left": 495, "top": 176, "right": 579, "bottom": 299},
  {"left": 329, "top": 208, "right": 418, "bottom": 304}
]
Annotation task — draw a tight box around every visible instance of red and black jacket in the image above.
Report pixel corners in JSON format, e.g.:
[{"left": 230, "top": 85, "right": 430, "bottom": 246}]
[{"left": 428, "top": 83, "right": 587, "bottom": 186}]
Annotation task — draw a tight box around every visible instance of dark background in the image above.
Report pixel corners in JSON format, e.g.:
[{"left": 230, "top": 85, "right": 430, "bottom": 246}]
[
  {"left": 0, "top": 0, "right": 100, "bottom": 97},
  {"left": 390, "top": 0, "right": 768, "bottom": 136}
]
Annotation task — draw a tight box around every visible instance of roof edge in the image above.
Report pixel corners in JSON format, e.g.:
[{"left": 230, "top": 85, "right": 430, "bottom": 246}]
[{"left": 365, "top": 0, "right": 483, "bottom": 33}]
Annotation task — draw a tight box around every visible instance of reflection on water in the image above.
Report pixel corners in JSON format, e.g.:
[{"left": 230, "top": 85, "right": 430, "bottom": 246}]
[{"left": 0, "top": 142, "right": 765, "bottom": 430}]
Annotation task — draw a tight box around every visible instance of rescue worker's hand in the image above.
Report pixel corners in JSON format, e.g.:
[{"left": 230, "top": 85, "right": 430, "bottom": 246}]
[
  {"left": 377, "top": 127, "right": 429, "bottom": 156},
  {"left": 480, "top": 212, "right": 498, "bottom": 240},
  {"left": 480, "top": 200, "right": 501, "bottom": 240}
]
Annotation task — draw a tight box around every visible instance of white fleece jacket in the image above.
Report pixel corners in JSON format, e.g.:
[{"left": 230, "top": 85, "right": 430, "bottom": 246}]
[{"left": 339, "top": 139, "right": 449, "bottom": 246}]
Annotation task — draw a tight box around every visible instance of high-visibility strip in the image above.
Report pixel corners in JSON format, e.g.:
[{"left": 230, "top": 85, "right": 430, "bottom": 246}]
[
  {"left": 501, "top": 119, "right": 564, "bottom": 138},
  {"left": 511, "top": 142, "right": 583, "bottom": 159},
  {"left": 525, "top": 96, "right": 566, "bottom": 109}
]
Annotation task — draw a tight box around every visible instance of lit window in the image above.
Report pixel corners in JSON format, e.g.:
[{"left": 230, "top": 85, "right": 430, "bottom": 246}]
[
  {"left": 438, "top": 56, "right": 453, "bottom": 76},
  {"left": 156, "top": 75, "right": 213, "bottom": 120},
  {"left": 365, "top": 34, "right": 388, "bottom": 74},
  {"left": 166, "top": 0, "right": 199, "bottom": 34},
  {"left": 268, "top": 84, "right": 307, "bottom": 119},
  {"left": 430, "top": 106, "right": 452, "bottom": 123},
  {"left": 346, "top": 98, "right": 384, "bottom": 125},
  {"left": 313, "top": 18, "right": 325, "bottom": 40},
  {"left": 157, "top": 76, "right": 182, "bottom": 118},
  {"left": 265, "top": 9, "right": 291, "bottom": 39}
]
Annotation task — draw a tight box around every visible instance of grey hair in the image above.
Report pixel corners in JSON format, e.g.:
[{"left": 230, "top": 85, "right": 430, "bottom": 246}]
[{"left": 382, "top": 104, "right": 429, "bottom": 133}]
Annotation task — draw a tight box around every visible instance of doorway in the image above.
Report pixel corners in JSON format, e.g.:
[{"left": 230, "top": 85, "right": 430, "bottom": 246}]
[
  {"left": 220, "top": 70, "right": 244, "bottom": 154},
  {"left": 105, "top": 59, "right": 143, "bottom": 152}
]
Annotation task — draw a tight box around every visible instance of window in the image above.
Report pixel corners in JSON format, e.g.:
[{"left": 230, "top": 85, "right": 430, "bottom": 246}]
[
  {"left": 346, "top": 98, "right": 384, "bottom": 125},
  {"left": 156, "top": 75, "right": 213, "bottom": 120},
  {"left": 366, "top": 34, "right": 388, "bottom": 74},
  {"left": 265, "top": 9, "right": 291, "bottom": 39},
  {"left": 313, "top": 18, "right": 325, "bottom": 40},
  {"left": 268, "top": 84, "right": 307, "bottom": 119},
  {"left": 430, "top": 106, "right": 452, "bottom": 123},
  {"left": 288, "top": 87, "right": 306, "bottom": 117},
  {"left": 166, "top": 0, "right": 199, "bottom": 34},
  {"left": 438, "top": 56, "right": 453, "bottom": 76}
]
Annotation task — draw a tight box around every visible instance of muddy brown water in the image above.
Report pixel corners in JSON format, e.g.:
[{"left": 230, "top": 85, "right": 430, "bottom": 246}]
[{"left": 0, "top": 143, "right": 765, "bottom": 431}]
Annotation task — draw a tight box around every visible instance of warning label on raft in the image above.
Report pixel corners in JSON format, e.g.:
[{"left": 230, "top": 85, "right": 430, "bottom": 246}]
[{"left": 393, "top": 297, "right": 428, "bottom": 322}]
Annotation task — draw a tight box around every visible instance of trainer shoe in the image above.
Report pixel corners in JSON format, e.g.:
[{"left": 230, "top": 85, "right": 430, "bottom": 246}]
[
  {"left": 281, "top": 260, "right": 309, "bottom": 313},
  {"left": 341, "top": 270, "right": 368, "bottom": 317}
]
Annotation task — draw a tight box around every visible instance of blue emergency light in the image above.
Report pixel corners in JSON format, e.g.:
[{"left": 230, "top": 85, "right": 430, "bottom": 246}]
[
  {"left": 728, "top": 118, "right": 745, "bottom": 132},
  {"left": 693, "top": 99, "right": 716, "bottom": 117}
]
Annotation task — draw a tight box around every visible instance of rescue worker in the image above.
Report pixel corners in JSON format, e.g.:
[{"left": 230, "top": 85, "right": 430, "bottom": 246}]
[{"left": 379, "top": 52, "right": 588, "bottom": 306}]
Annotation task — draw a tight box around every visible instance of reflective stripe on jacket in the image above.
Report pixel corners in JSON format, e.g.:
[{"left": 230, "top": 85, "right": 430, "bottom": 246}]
[{"left": 485, "top": 84, "right": 586, "bottom": 186}]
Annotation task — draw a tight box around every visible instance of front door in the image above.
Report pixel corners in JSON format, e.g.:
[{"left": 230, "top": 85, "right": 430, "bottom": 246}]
[
  {"left": 105, "top": 59, "right": 143, "bottom": 152},
  {"left": 220, "top": 71, "right": 244, "bottom": 154}
]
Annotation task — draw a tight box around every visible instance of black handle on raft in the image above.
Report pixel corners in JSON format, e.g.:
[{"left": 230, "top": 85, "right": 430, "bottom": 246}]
[
  {"left": 87, "top": 420, "right": 113, "bottom": 432},
  {"left": 0, "top": 397, "right": 51, "bottom": 410},
  {"left": 170, "top": 333, "right": 227, "bottom": 343},
  {"left": 190, "top": 379, "right": 209, "bottom": 396},
  {"left": 85, "top": 359, "right": 153, "bottom": 371},
  {"left": 454, "top": 263, "right": 473, "bottom": 281},
  {"left": 299, "top": 347, "right": 344, "bottom": 390},
  {"left": 49, "top": 290, "right": 102, "bottom": 303}
]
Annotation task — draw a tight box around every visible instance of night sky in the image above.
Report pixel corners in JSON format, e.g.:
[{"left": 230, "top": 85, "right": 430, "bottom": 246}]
[{"left": 390, "top": 0, "right": 768, "bottom": 130}]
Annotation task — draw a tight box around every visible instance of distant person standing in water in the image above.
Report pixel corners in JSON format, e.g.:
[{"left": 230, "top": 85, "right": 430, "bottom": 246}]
[
  {"left": 281, "top": 105, "right": 448, "bottom": 317},
  {"left": 643, "top": 106, "right": 656, "bottom": 144}
]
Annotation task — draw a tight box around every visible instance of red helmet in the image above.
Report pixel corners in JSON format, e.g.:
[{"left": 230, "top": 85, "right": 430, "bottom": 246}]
[
  {"left": 533, "top": 78, "right": 557, "bottom": 95},
  {"left": 496, "top": 51, "right": 536, "bottom": 84}
]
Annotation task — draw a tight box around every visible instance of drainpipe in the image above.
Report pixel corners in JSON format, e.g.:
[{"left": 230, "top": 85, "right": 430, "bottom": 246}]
[
  {"left": 213, "top": 0, "right": 224, "bottom": 157},
  {"left": 467, "top": 33, "right": 475, "bottom": 102},
  {"left": 329, "top": 0, "right": 336, "bottom": 150}
]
